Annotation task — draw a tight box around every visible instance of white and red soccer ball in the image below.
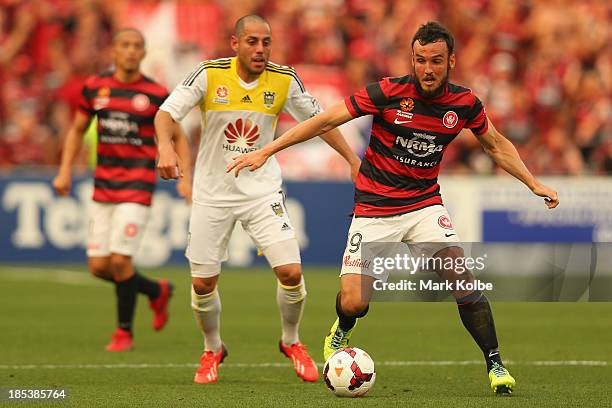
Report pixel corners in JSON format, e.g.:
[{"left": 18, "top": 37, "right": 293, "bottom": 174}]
[{"left": 323, "top": 347, "right": 376, "bottom": 397}]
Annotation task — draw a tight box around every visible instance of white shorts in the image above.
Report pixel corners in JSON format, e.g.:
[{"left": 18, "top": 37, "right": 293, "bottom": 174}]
[
  {"left": 340, "top": 205, "right": 461, "bottom": 278},
  {"left": 186, "top": 191, "right": 300, "bottom": 276},
  {"left": 86, "top": 201, "right": 150, "bottom": 257}
]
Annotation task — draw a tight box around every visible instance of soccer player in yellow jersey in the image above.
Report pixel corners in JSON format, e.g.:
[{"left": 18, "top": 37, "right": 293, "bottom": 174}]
[{"left": 154, "top": 15, "right": 360, "bottom": 384}]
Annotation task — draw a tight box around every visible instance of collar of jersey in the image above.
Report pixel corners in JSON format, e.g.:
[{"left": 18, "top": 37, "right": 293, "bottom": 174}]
[{"left": 231, "top": 57, "right": 260, "bottom": 90}]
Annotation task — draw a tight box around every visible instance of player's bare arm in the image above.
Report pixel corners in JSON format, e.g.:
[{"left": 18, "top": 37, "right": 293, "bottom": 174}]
[
  {"left": 228, "top": 101, "right": 353, "bottom": 176},
  {"left": 154, "top": 110, "right": 182, "bottom": 180},
  {"left": 318, "top": 128, "right": 361, "bottom": 182},
  {"left": 172, "top": 122, "right": 193, "bottom": 203},
  {"left": 52, "top": 111, "right": 92, "bottom": 196},
  {"left": 476, "top": 119, "right": 559, "bottom": 209}
]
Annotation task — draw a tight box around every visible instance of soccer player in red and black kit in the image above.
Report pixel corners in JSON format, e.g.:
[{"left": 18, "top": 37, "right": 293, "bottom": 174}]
[
  {"left": 228, "top": 22, "right": 560, "bottom": 394},
  {"left": 53, "top": 28, "right": 192, "bottom": 351}
]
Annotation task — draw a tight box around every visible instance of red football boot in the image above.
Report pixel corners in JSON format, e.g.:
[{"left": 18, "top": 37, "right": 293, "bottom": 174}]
[
  {"left": 279, "top": 341, "right": 319, "bottom": 382},
  {"left": 150, "top": 280, "right": 173, "bottom": 331},
  {"left": 194, "top": 345, "right": 228, "bottom": 384},
  {"left": 105, "top": 328, "right": 133, "bottom": 352}
]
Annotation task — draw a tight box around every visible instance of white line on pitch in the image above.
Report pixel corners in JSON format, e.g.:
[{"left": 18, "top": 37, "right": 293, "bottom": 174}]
[{"left": 0, "top": 360, "right": 607, "bottom": 370}]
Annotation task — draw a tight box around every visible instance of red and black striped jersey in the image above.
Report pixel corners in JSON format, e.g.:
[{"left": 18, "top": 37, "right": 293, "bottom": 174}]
[
  {"left": 345, "top": 75, "right": 488, "bottom": 217},
  {"left": 78, "top": 72, "right": 168, "bottom": 206}
]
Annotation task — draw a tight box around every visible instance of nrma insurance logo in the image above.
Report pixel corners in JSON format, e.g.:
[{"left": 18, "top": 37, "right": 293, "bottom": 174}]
[
  {"left": 395, "top": 133, "right": 443, "bottom": 158},
  {"left": 223, "top": 118, "right": 260, "bottom": 153}
]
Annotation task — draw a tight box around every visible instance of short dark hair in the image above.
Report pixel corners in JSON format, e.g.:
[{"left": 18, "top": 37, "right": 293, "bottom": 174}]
[
  {"left": 411, "top": 21, "right": 454, "bottom": 55},
  {"left": 234, "top": 14, "right": 270, "bottom": 37},
  {"left": 113, "top": 27, "right": 145, "bottom": 46}
]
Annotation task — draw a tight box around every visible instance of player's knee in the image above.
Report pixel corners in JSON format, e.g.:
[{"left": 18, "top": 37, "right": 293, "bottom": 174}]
[
  {"left": 339, "top": 291, "right": 369, "bottom": 317},
  {"left": 274, "top": 263, "right": 302, "bottom": 287},
  {"left": 109, "top": 254, "right": 133, "bottom": 279},
  {"left": 433, "top": 246, "right": 464, "bottom": 272},
  {"left": 90, "top": 267, "right": 110, "bottom": 280},
  {"left": 192, "top": 277, "right": 217, "bottom": 295},
  {"left": 87, "top": 258, "right": 111, "bottom": 280},
  {"left": 277, "top": 274, "right": 306, "bottom": 304}
]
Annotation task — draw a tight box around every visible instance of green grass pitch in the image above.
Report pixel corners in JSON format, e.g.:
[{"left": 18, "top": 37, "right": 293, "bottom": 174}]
[{"left": 1, "top": 264, "right": 610, "bottom": 407}]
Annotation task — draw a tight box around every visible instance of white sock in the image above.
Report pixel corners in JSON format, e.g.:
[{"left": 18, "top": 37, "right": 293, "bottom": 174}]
[
  {"left": 277, "top": 276, "right": 307, "bottom": 345},
  {"left": 191, "top": 287, "right": 222, "bottom": 352}
]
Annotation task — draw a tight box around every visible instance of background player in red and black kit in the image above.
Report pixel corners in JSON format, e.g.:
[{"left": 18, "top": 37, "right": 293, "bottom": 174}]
[
  {"left": 53, "top": 28, "right": 191, "bottom": 352},
  {"left": 229, "top": 21, "right": 559, "bottom": 394}
]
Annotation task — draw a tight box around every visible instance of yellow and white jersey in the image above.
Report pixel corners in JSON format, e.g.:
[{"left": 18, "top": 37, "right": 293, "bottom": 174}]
[{"left": 161, "top": 57, "right": 322, "bottom": 206}]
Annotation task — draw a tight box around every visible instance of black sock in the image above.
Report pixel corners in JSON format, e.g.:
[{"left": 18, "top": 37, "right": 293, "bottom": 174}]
[
  {"left": 115, "top": 274, "right": 138, "bottom": 333},
  {"left": 97, "top": 275, "right": 115, "bottom": 283},
  {"left": 485, "top": 348, "right": 504, "bottom": 372},
  {"left": 456, "top": 291, "right": 502, "bottom": 371},
  {"left": 335, "top": 292, "right": 368, "bottom": 332},
  {"left": 134, "top": 269, "right": 161, "bottom": 300}
]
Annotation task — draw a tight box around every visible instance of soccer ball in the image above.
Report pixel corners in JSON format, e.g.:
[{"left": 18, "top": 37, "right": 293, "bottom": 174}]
[{"left": 323, "top": 347, "right": 376, "bottom": 397}]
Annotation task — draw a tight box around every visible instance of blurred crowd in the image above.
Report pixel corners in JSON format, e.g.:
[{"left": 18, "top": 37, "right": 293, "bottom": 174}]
[{"left": 0, "top": 0, "right": 610, "bottom": 178}]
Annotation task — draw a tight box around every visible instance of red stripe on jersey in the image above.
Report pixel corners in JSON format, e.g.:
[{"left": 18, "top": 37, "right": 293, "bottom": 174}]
[
  {"left": 369, "top": 123, "right": 398, "bottom": 148},
  {"left": 345, "top": 97, "right": 358, "bottom": 118},
  {"left": 97, "top": 143, "right": 157, "bottom": 159},
  {"left": 380, "top": 79, "right": 416, "bottom": 100},
  {"left": 97, "top": 98, "right": 161, "bottom": 118},
  {"left": 93, "top": 189, "right": 152, "bottom": 206},
  {"left": 95, "top": 166, "right": 157, "bottom": 183},
  {"left": 354, "top": 195, "right": 443, "bottom": 217},
  {"left": 435, "top": 88, "right": 478, "bottom": 104},
  {"left": 356, "top": 172, "right": 440, "bottom": 198},
  {"left": 363, "top": 147, "right": 441, "bottom": 179},
  {"left": 346, "top": 75, "right": 488, "bottom": 216},
  {"left": 139, "top": 124, "right": 155, "bottom": 137},
  {"left": 81, "top": 72, "right": 167, "bottom": 207},
  {"left": 78, "top": 106, "right": 93, "bottom": 117},
  {"left": 467, "top": 111, "right": 488, "bottom": 135},
  {"left": 344, "top": 85, "right": 386, "bottom": 117}
]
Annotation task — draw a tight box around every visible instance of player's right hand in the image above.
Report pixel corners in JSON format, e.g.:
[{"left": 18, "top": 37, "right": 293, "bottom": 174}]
[
  {"left": 226, "top": 150, "right": 270, "bottom": 177},
  {"left": 531, "top": 182, "right": 559, "bottom": 209},
  {"left": 52, "top": 172, "right": 72, "bottom": 196},
  {"left": 157, "top": 147, "right": 182, "bottom": 180}
]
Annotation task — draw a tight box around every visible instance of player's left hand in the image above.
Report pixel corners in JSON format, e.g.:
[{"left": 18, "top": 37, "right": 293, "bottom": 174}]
[
  {"left": 531, "top": 182, "right": 559, "bottom": 209},
  {"left": 176, "top": 176, "right": 192, "bottom": 204},
  {"left": 227, "top": 150, "right": 270, "bottom": 177}
]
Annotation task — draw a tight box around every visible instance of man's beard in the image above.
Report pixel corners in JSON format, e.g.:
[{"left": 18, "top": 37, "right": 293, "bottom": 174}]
[
  {"left": 240, "top": 56, "right": 266, "bottom": 77},
  {"left": 414, "top": 66, "right": 450, "bottom": 98}
]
